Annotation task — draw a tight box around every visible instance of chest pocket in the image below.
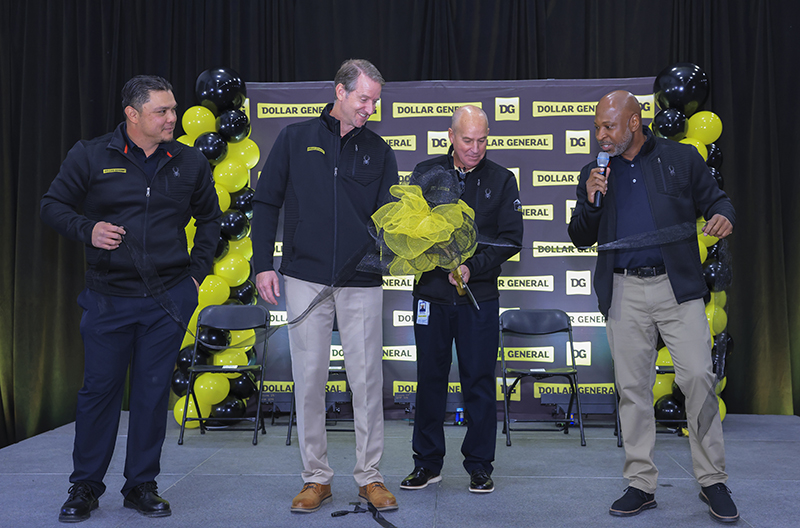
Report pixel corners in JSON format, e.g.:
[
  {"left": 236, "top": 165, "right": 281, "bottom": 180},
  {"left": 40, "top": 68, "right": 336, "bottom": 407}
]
[
  {"left": 654, "top": 157, "right": 690, "bottom": 197},
  {"left": 346, "top": 144, "right": 385, "bottom": 185},
  {"left": 154, "top": 162, "right": 196, "bottom": 201}
]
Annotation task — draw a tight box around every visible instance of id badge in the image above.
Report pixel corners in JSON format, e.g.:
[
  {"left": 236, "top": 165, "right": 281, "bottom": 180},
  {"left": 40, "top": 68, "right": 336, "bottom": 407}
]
[{"left": 416, "top": 299, "right": 430, "bottom": 325}]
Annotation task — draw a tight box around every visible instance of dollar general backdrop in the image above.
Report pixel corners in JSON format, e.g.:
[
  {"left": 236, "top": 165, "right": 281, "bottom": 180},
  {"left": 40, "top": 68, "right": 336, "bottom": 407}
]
[{"left": 249, "top": 77, "right": 655, "bottom": 419}]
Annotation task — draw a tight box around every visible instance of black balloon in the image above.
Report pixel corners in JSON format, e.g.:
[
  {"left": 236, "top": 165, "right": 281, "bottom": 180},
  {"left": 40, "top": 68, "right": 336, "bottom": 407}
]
[
  {"left": 246, "top": 347, "right": 257, "bottom": 366},
  {"left": 198, "top": 325, "right": 232, "bottom": 350},
  {"left": 714, "top": 331, "right": 734, "bottom": 356},
  {"left": 671, "top": 381, "right": 686, "bottom": 406},
  {"left": 653, "top": 108, "right": 688, "bottom": 140},
  {"left": 230, "top": 280, "right": 257, "bottom": 305},
  {"left": 210, "top": 395, "right": 247, "bottom": 420},
  {"left": 219, "top": 209, "right": 250, "bottom": 241},
  {"left": 653, "top": 63, "right": 710, "bottom": 117},
  {"left": 176, "top": 345, "right": 212, "bottom": 374},
  {"left": 216, "top": 109, "right": 250, "bottom": 143},
  {"left": 706, "top": 143, "right": 723, "bottom": 169},
  {"left": 171, "top": 368, "right": 190, "bottom": 397},
  {"left": 703, "top": 259, "right": 725, "bottom": 292},
  {"left": 223, "top": 298, "right": 244, "bottom": 306},
  {"left": 654, "top": 395, "right": 687, "bottom": 426},
  {"left": 230, "top": 186, "right": 255, "bottom": 219},
  {"left": 195, "top": 67, "right": 247, "bottom": 115},
  {"left": 194, "top": 132, "right": 228, "bottom": 165},
  {"left": 708, "top": 167, "right": 724, "bottom": 190},
  {"left": 707, "top": 243, "right": 720, "bottom": 262},
  {"left": 230, "top": 372, "right": 258, "bottom": 400},
  {"left": 214, "top": 236, "right": 229, "bottom": 261}
]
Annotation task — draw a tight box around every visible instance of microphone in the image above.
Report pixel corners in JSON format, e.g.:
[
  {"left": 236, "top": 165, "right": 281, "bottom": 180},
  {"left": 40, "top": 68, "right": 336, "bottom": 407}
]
[{"left": 593, "top": 151, "right": 610, "bottom": 208}]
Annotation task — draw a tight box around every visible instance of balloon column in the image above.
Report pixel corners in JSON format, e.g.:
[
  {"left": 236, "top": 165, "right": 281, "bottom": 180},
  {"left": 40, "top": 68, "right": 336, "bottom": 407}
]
[
  {"left": 172, "top": 67, "right": 261, "bottom": 427},
  {"left": 651, "top": 63, "right": 733, "bottom": 425}
]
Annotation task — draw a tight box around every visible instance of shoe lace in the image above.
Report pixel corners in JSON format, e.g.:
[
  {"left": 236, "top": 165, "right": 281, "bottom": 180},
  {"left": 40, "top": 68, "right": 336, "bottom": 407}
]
[
  {"left": 708, "top": 483, "right": 732, "bottom": 495},
  {"left": 136, "top": 481, "right": 158, "bottom": 494},
  {"left": 301, "top": 482, "right": 320, "bottom": 492},
  {"left": 68, "top": 483, "right": 93, "bottom": 501},
  {"left": 367, "top": 482, "right": 388, "bottom": 492}
]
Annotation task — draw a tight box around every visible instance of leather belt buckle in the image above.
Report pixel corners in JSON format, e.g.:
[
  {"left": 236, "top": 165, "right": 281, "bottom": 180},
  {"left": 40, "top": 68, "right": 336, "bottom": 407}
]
[{"left": 614, "top": 266, "right": 666, "bottom": 277}]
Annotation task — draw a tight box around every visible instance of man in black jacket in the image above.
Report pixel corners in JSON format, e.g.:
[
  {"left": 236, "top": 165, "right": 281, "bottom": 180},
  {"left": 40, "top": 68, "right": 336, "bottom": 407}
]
[
  {"left": 41, "top": 75, "right": 220, "bottom": 522},
  {"left": 400, "top": 105, "right": 523, "bottom": 494},
  {"left": 568, "top": 91, "right": 738, "bottom": 523},
  {"left": 252, "top": 59, "right": 398, "bottom": 513}
]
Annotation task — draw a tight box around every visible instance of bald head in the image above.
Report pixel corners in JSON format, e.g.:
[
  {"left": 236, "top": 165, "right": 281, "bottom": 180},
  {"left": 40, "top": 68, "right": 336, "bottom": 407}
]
[
  {"left": 451, "top": 105, "right": 489, "bottom": 132},
  {"left": 449, "top": 105, "right": 490, "bottom": 171},
  {"left": 594, "top": 90, "right": 645, "bottom": 158}
]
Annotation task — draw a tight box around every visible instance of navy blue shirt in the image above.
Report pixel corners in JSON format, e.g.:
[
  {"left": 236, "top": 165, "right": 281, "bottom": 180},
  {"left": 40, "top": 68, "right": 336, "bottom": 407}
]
[
  {"left": 123, "top": 125, "right": 168, "bottom": 185},
  {"left": 612, "top": 151, "right": 664, "bottom": 269}
]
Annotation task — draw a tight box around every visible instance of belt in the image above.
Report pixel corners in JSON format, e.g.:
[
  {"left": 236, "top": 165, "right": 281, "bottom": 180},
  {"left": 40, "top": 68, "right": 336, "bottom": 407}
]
[{"left": 613, "top": 265, "right": 666, "bottom": 277}]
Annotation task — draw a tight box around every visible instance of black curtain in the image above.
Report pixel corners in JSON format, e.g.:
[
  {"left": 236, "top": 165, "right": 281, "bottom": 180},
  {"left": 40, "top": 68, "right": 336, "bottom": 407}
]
[{"left": 2, "top": 0, "right": 797, "bottom": 447}]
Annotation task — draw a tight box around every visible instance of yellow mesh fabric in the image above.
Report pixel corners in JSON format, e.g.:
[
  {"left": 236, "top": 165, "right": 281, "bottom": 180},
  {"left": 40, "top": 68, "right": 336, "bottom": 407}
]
[{"left": 371, "top": 184, "right": 477, "bottom": 280}]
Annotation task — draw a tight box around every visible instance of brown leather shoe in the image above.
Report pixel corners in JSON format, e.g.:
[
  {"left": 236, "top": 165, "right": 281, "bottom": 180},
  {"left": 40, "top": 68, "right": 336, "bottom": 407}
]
[
  {"left": 358, "top": 482, "right": 398, "bottom": 511},
  {"left": 290, "top": 482, "right": 332, "bottom": 513}
]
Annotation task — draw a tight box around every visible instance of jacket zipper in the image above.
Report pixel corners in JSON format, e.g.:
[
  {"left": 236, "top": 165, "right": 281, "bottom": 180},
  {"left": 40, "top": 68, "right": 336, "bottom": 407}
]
[{"left": 656, "top": 157, "right": 668, "bottom": 191}]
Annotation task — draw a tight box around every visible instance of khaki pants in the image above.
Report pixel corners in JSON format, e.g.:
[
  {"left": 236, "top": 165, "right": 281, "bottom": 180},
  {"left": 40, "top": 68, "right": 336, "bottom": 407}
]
[
  {"left": 285, "top": 276, "right": 385, "bottom": 486},
  {"left": 607, "top": 272, "right": 727, "bottom": 493}
]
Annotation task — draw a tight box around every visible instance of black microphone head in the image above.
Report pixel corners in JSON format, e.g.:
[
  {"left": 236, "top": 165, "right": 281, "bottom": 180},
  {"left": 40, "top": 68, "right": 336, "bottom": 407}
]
[{"left": 597, "top": 151, "right": 610, "bottom": 168}]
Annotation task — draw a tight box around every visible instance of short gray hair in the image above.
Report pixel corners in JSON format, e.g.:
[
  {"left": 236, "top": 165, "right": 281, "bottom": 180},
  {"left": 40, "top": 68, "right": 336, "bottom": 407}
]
[
  {"left": 121, "top": 75, "right": 173, "bottom": 112},
  {"left": 334, "top": 59, "right": 385, "bottom": 94}
]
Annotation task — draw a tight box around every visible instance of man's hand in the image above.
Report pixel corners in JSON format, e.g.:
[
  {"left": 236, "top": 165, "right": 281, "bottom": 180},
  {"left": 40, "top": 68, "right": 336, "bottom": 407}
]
[
  {"left": 92, "top": 222, "right": 126, "bottom": 250},
  {"left": 587, "top": 166, "right": 610, "bottom": 204},
  {"left": 448, "top": 265, "right": 470, "bottom": 286},
  {"left": 703, "top": 214, "right": 733, "bottom": 239},
  {"left": 256, "top": 270, "right": 281, "bottom": 305}
]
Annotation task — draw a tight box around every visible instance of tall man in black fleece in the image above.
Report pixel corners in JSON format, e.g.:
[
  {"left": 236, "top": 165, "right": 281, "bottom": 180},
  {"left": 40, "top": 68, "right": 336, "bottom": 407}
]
[
  {"left": 568, "top": 91, "right": 738, "bottom": 523},
  {"left": 251, "top": 59, "right": 399, "bottom": 513},
  {"left": 400, "top": 105, "right": 523, "bottom": 494},
  {"left": 41, "top": 75, "right": 220, "bottom": 522}
]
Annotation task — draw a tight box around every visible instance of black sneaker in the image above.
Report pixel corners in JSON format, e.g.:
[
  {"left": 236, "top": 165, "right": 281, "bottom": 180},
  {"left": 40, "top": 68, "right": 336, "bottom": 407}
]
[
  {"left": 700, "top": 483, "right": 739, "bottom": 523},
  {"left": 59, "top": 482, "right": 99, "bottom": 523},
  {"left": 124, "top": 481, "right": 171, "bottom": 517},
  {"left": 609, "top": 486, "right": 657, "bottom": 516},
  {"left": 400, "top": 467, "right": 442, "bottom": 490},
  {"left": 468, "top": 469, "right": 494, "bottom": 493}
]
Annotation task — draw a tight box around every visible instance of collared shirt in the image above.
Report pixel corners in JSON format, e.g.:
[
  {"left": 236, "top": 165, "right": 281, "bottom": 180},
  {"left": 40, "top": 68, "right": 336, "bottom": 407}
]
[
  {"left": 612, "top": 149, "right": 664, "bottom": 269},
  {"left": 123, "top": 125, "right": 168, "bottom": 185}
]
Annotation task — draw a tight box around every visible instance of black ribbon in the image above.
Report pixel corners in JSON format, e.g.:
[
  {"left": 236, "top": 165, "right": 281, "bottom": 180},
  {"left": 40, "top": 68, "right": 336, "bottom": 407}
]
[{"left": 331, "top": 502, "right": 397, "bottom": 528}]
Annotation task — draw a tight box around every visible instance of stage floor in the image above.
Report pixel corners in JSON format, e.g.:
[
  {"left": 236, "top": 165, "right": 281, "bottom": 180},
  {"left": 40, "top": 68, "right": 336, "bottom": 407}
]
[{"left": 0, "top": 413, "right": 796, "bottom": 527}]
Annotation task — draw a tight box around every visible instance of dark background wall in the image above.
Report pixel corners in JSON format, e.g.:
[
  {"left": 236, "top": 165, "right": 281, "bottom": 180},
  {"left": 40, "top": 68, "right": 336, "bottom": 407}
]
[{"left": 1, "top": 0, "right": 797, "bottom": 448}]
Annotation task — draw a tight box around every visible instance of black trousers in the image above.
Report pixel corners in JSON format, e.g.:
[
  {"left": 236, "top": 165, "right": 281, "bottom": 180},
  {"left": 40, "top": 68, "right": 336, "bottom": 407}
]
[
  {"left": 411, "top": 297, "right": 499, "bottom": 475},
  {"left": 70, "top": 277, "right": 196, "bottom": 497}
]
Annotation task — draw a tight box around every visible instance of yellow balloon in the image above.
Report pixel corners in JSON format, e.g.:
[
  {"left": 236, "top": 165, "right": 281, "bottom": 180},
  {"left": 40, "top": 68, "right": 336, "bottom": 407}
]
[
  {"left": 212, "top": 348, "right": 249, "bottom": 378},
  {"left": 698, "top": 237, "right": 707, "bottom": 263},
  {"left": 705, "top": 303, "right": 728, "bottom": 335},
  {"left": 687, "top": 111, "right": 722, "bottom": 145},
  {"left": 213, "top": 253, "right": 250, "bottom": 287},
  {"left": 680, "top": 137, "right": 708, "bottom": 161},
  {"left": 656, "top": 346, "right": 673, "bottom": 367},
  {"left": 227, "top": 237, "right": 253, "bottom": 260},
  {"left": 194, "top": 373, "right": 231, "bottom": 406},
  {"left": 718, "top": 396, "right": 727, "bottom": 421},
  {"left": 173, "top": 395, "right": 211, "bottom": 428},
  {"left": 230, "top": 329, "right": 256, "bottom": 349},
  {"left": 182, "top": 105, "right": 216, "bottom": 138},
  {"left": 715, "top": 376, "right": 727, "bottom": 394},
  {"left": 198, "top": 275, "right": 230, "bottom": 307},
  {"left": 214, "top": 158, "right": 249, "bottom": 193},
  {"left": 653, "top": 373, "right": 675, "bottom": 404},
  {"left": 185, "top": 218, "right": 196, "bottom": 251},
  {"left": 177, "top": 134, "right": 194, "bottom": 146},
  {"left": 215, "top": 184, "right": 231, "bottom": 212},
  {"left": 228, "top": 138, "right": 261, "bottom": 170},
  {"left": 710, "top": 291, "right": 727, "bottom": 308}
]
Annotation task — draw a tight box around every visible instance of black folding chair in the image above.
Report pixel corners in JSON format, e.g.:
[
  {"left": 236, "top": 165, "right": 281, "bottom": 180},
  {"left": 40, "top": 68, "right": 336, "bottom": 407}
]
[
  {"left": 500, "top": 309, "right": 586, "bottom": 446},
  {"left": 178, "top": 304, "right": 269, "bottom": 445}
]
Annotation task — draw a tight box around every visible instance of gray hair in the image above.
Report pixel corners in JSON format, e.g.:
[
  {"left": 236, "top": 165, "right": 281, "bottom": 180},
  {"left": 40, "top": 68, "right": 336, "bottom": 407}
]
[
  {"left": 334, "top": 59, "right": 385, "bottom": 94},
  {"left": 121, "top": 75, "right": 173, "bottom": 112}
]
